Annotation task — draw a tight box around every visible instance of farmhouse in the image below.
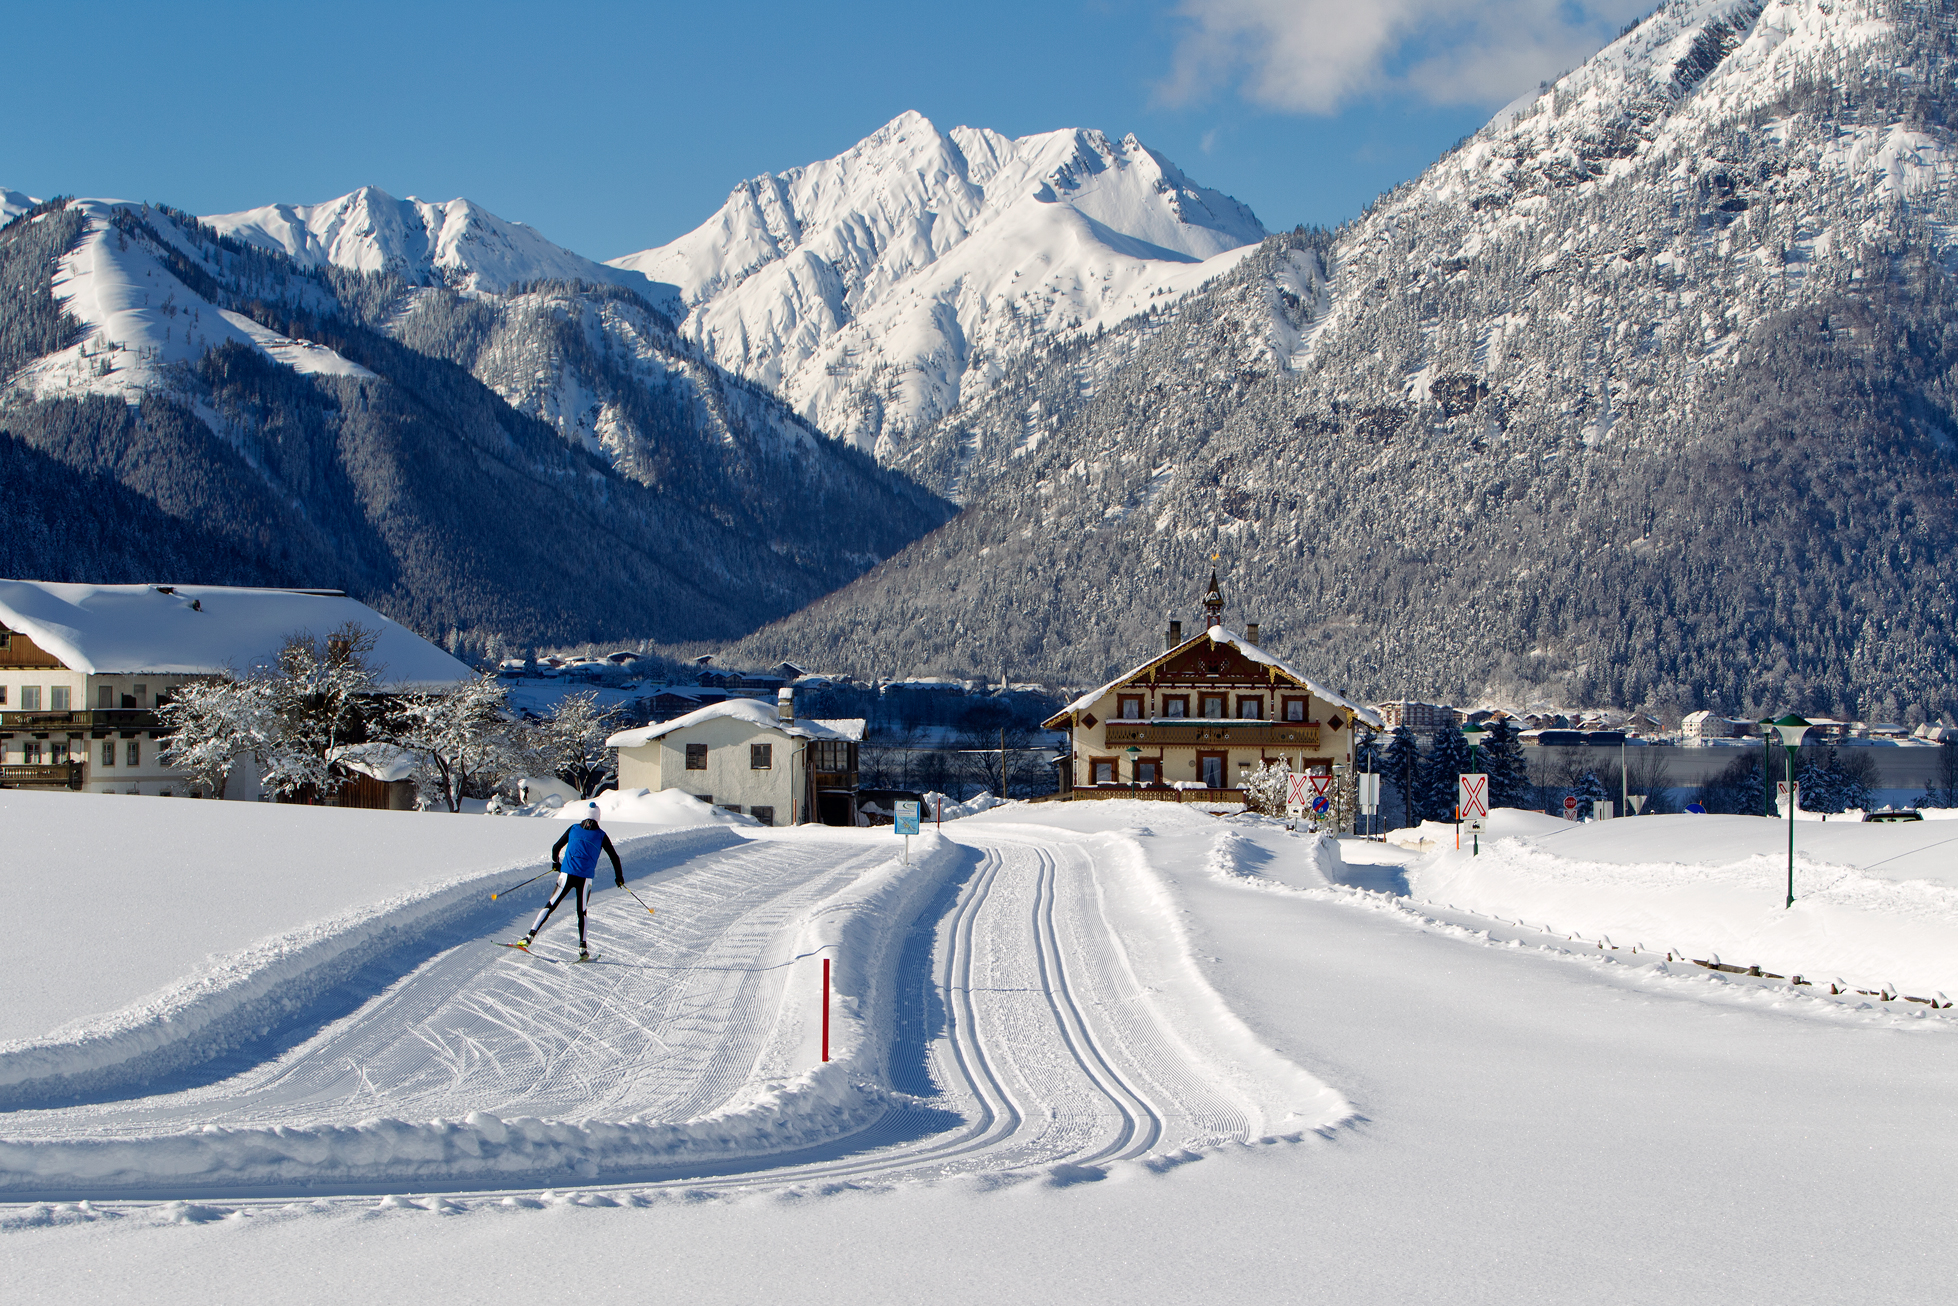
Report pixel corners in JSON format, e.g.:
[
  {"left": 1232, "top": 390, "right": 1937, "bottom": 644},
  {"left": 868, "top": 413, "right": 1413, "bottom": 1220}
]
[
  {"left": 0, "top": 580, "right": 472, "bottom": 798},
  {"left": 607, "top": 691, "right": 863, "bottom": 826},
  {"left": 1042, "top": 574, "right": 1381, "bottom": 812}
]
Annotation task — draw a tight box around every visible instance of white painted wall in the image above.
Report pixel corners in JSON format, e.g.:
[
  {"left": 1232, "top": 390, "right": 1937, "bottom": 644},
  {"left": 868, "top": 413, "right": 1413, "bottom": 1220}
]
[{"left": 617, "top": 715, "right": 808, "bottom": 824}]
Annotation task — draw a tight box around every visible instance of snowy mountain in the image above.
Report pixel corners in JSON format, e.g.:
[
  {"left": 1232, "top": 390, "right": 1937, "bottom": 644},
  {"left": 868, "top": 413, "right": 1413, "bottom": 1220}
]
[
  {"left": 0, "top": 195, "right": 950, "bottom": 646},
  {"left": 609, "top": 112, "right": 1267, "bottom": 461},
  {"left": 1, "top": 188, "right": 36, "bottom": 223},
  {"left": 728, "top": 0, "right": 1958, "bottom": 724},
  {"left": 204, "top": 186, "right": 654, "bottom": 298}
]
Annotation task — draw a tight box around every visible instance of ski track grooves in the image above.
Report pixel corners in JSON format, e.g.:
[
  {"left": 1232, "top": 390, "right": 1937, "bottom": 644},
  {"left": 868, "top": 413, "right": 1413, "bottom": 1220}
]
[{"left": 0, "top": 826, "right": 1302, "bottom": 1203}]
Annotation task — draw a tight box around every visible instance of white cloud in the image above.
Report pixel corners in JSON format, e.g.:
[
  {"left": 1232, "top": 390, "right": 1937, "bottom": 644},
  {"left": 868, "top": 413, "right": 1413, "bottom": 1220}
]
[{"left": 1161, "top": 0, "right": 1655, "bottom": 113}]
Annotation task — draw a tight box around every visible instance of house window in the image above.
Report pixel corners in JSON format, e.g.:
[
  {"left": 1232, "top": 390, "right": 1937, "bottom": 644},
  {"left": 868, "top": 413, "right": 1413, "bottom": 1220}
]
[
  {"left": 127, "top": 740, "right": 140, "bottom": 767},
  {"left": 685, "top": 743, "right": 708, "bottom": 770},
  {"left": 751, "top": 742, "right": 772, "bottom": 770},
  {"left": 1236, "top": 696, "right": 1263, "bottom": 719},
  {"left": 1201, "top": 695, "right": 1226, "bottom": 719},
  {"left": 21, "top": 743, "right": 39, "bottom": 764},
  {"left": 750, "top": 805, "right": 775, "bottom": 827},
  {"left": 1136, "top": 760, "right": 1159, "bottom": 785},
  {"left": 21, "top": 687, "right": 39, "bottom": 711},
  {"left": 98, "top": 685, "right": 114, "bottom": 709},
  {"left": 1092, "top": 759, "right": 1116, "bottom": 784},
  {"left": 1161, "top": 696, "right": 1187, "bottom": 718},
  {"left": 101, "top": 741, "right": 115, "bottom": 767},
  {"left": 50, "top": 687, "right": 70, "bottom": 711},
  {"left": 1198, "top": 753, "right": 1226, "bottom": 788},
  {"left": 0, "top": 686, "right": 7, "bottom": 705},
  {"left": 1283, "top": 697, "right": 1308, "bottom": 722},
  {"left": 1117, "top": 695, "right": 1145, "bottom": 720},
  {"left": 133, "top": 683, "right": 146, "bottom": 707},
  {"left": 49, "top": 741, "right": 67, "bottom": 764}
]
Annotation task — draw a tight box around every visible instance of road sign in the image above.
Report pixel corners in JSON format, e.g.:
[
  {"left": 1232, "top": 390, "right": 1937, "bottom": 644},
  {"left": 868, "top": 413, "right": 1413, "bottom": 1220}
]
[
  {"left": 1594, "top": 800, "right": 1614, "bottom": 820},
  {"left": 1628, "top": 794, "right": 1647, "bottom": 815},
  {"left": 1311, "top": 796, "right": 1331, "bottom": 814},
  {"left": 1358, "top": 772, "right": 1381, "bottom": 813},
  {"left": 1287, "top": 773, "right": 1312, "bottom": 807},
  {"left": 1776, "top": 781, "right": 1799, "bottom": 814},
  {"left": 1465, "top": 817, "right": 1485, "bottom": 833},
  {"left": 1457, "top": 773, "right": 1489, "bottom": 820},
  {"left": 1563, "top": 795, "right": 1579, "bottom": 820},
  {"left": 894, "top": 801, "right": 921, "bottom": 836},
  {"left": 1308, "top": 774, "right": 1334, "bottom": 800}
]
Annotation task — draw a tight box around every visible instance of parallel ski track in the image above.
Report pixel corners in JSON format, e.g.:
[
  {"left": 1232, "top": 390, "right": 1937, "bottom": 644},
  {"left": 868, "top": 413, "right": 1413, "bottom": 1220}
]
[{"left": 5, "top": 827, "right": 1251, "bottom": 1207}]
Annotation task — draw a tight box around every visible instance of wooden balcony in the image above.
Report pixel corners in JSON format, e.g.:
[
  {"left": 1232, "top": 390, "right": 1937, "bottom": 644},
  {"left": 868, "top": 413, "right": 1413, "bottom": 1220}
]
[
  {"left": 1064, "top": 786, "right": 1247, "bottom": 804},
  {"left": 0, "top": 762, "right": 85, "bottom": 789},
  {"left": 1101, "top": 721, "right": 1321, "bottom": 748},
  {"left": 0, "top": 710, "right": 159, "bottom": 730}
]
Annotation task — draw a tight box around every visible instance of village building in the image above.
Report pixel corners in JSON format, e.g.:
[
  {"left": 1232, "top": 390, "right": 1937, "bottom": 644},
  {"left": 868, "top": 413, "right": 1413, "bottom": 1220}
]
[
  {"left": 1042, "top": 575, "right": 1381, "bottom": 812},
  {"left": 0, "top": 580, "right": 472, "bottom": 799},
  {"left": 607, "top": 691, "right": 864, "bottom": 826},
  {"left": 1376, "top": 699, "right": 1453, "bottom": 732}
]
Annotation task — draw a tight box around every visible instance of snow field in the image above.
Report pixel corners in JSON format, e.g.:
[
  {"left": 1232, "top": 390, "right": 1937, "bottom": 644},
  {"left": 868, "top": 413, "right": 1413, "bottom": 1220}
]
[{"left": 1396, "top": 812, "right": 1958, "bottom": 997}]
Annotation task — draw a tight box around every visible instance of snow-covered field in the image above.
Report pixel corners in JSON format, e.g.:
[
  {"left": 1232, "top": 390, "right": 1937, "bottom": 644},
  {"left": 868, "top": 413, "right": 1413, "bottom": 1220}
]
[{"left": 2, "top": 795, "right": 1950, "bottom": 1302}]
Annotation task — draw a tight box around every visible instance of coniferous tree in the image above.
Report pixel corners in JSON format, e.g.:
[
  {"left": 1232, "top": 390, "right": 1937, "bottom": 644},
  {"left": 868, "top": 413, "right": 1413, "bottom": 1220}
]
[
  {"left": 1570, "top": 770, "right": 1611, "bottom": 820},
  {"left": 1380, "top": 725, "right": 1421, "bottom": 829},
  {"left": 1482, "top": 718, "right": 1530, "bottom": 810},
  {"left": 1417, "top": 724, "right": 1473, "bottom": 822}
]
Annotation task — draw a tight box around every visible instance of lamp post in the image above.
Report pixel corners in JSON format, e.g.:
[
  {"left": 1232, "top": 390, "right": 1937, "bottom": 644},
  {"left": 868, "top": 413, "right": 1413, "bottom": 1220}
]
[
  {"left": 1767, "top": 713, "right": 1811, "bottom": 908},
  {"left": 1126, "top": 745, "right": 1141, "bottom": 790}
]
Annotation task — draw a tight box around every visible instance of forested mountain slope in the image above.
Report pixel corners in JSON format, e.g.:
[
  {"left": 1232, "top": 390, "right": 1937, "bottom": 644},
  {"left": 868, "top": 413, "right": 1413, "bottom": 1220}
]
[
  {"left": 0, "top": 198, "right": 950, "bottom": 647},
  {"left": 729, "top": 0, "right": 1958, "bottom": 724}
]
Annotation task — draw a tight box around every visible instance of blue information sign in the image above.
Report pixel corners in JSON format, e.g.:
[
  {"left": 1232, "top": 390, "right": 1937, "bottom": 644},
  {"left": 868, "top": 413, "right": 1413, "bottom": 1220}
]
[{"left": 894, "top": 801, "right": 921, "bottom": 836}]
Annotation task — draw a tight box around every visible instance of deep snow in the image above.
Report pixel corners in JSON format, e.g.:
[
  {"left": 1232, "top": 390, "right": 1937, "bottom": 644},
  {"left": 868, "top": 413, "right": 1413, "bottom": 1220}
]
[{"left": 2, "top": 795, "right": 1951, "bottom": 1302}]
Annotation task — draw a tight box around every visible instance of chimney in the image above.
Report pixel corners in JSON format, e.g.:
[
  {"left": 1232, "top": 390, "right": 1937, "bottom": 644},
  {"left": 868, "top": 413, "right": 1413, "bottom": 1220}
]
[
  {"left": 1166, "top": 619, "right": 1183, "bottom": 650},
  {"left": 777, "top": 687, "right": 795, "bottom": 723},
  {"left": 1245, "top": 623, "right": 1260, "bottom": 646}
]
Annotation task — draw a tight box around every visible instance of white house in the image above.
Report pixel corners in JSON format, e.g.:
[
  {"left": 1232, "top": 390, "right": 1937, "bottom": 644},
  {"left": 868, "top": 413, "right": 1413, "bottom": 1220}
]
[
  {"left": 607, "top": 692, "right": 862, "bottom": 826},
  {"left": 0, "top": 580, "right": 472, "bottom": 798}
]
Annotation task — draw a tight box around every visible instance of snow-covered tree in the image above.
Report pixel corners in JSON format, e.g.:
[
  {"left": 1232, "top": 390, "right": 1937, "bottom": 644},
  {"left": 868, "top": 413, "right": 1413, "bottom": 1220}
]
[
  {"left": 257, "top": 623, "right": 384, "bottom": 799},
  {"left": 1380, "top": 725, "right": 1421, "bottom": 829},
  {"left": 528, "top": 691, "right": 623, "bottom": 798},
  {"left": 1481, "top": 718, "right": 1530, "bottom": 810},
  {"left": 1417, "top": 724, "right": 1472, "bottom": 822},
  {"left": 1242, "top": 758, "right": 1291, "bottom": 817},
  {"left": 157, "top": 676, "right": 276, "bottom": 799},
  {"left": 1569, "top": 770, "right": 1610, "bottom": 820},
  {"left": 390, "top": 672, "right": 522, "bottom": 813}
]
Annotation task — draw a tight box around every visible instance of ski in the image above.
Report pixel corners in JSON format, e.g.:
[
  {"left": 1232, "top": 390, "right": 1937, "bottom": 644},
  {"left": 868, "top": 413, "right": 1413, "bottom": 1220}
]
[{"left": 573, "top": 953, "right": 602, "bottom": 964}]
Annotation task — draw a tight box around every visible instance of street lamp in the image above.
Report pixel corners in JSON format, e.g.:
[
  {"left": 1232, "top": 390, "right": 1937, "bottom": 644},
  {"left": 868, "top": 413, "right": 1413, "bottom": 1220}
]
[
  {"left": 1125, "top": 745, "right": 1141, "bottom": 790},
  {"left": 1766, "top": 713, "right": 1811, "bottom": 908}
]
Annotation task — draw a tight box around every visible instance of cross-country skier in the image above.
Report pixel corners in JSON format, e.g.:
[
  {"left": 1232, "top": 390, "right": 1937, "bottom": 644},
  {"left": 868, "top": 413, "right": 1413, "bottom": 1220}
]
[{"left": 514, "top": 802, "right": 624, "bottom": 960}]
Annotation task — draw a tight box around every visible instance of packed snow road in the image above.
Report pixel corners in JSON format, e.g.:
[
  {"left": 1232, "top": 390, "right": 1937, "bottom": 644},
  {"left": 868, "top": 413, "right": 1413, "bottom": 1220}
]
[{"left": 0, "top": 818, "right": 1331, "bottom": 1200}]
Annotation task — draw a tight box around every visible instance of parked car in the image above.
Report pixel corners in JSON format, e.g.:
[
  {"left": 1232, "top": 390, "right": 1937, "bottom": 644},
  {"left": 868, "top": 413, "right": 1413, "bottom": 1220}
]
[{"left": 1863, "top": 808, "right": 1924, "bottom": 822}]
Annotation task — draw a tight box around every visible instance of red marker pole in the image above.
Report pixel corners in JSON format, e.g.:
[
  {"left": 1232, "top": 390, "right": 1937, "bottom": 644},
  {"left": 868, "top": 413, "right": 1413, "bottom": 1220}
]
[{"left": 821, "top": 956, "right": 831, "bottom": 1063}]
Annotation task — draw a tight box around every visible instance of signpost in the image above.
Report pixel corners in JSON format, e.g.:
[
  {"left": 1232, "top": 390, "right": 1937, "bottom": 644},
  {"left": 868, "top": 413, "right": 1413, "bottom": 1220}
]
[
  {"left": 1307, "top": 774, "right": 1334, "bottom": 827},
  {"left": 1628, "top": 794, "right": 1647, "bottom": 815},
  {"left": 1594, "top": 800, "right": 1614, "bottom": 821},
  {"left": 1563, "top": 795, "right": 1579, "bottom": 821},
  {"left": 1286, "top": 772, "right": 1310, "bottom": 821},
  {"left": 1776, "top": 781, "right": 1799, "bottom": 817},
  {"left": 1456, "top": 774, "right": 1489, "bottom": 854},
  {"left": 1358, "top": 772, "right": 1381, "bottom": 840},
  {"left": 895, "top": 800, "right": 920, "bottom": 863}
]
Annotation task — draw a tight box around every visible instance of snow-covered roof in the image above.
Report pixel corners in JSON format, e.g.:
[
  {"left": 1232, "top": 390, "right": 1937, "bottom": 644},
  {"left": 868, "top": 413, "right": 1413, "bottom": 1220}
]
[
  {"left": 0, "top": 581, "right": 474, "bottom": 689},
  {"left": 812, "top": 717, "right": 866, "bottom": 741},
  {"left": 1049, "top": 625, "right": 1383, "bottom": 729},
  {"left": 606, "top": 697, "right": 859, "bottom": 749},
  {"left": 328, "top": 743, "right": 419, "bottom": 783}
]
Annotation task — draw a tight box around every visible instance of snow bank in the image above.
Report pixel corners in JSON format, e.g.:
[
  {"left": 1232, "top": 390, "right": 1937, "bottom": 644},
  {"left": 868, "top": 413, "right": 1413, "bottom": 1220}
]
[
  {"left": 0, "top": 834, "right": 965, "bottom": 1194},
  {"left": 919, "top": 790, "right": 1009, "bottom": 820},
  {"left": 542, "top": 788, "right": 756, "bottom": 826},
  {"left": 1408, "top": 814, "right": 1958, "bottom": 996}
]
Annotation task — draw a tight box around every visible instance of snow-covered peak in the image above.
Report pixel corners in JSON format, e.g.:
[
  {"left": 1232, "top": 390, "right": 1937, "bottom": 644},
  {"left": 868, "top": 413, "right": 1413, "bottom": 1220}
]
[
  {"left": 607, "top": 112, "right": 1266, "bottom": 456},
  {"left": 2, "top": 188, "right": 40, "bottom": 223},
  {"left": 204, "top": 186, "right": 655, "bottom": 299}
]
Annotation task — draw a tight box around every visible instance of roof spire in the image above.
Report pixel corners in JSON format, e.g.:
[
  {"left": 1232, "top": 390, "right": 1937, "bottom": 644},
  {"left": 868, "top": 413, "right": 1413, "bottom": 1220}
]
[{"left": 1202, "top": 565, "right": 1224, "bottom": 627}]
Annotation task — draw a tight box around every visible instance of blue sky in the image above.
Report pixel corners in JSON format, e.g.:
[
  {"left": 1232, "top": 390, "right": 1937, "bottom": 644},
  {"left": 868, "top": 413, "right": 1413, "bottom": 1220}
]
[{"left": 1, "top": 1, "right": 1646, "bottom": 260}]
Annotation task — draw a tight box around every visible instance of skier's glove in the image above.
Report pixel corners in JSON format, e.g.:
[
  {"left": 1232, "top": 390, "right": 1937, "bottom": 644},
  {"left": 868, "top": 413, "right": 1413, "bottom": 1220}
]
[
  {"left": 551, "top": 860, "right": 560, "bottom": 874},
  {"left": 615, "top": 875, "right": 626, "bottom": 889}
]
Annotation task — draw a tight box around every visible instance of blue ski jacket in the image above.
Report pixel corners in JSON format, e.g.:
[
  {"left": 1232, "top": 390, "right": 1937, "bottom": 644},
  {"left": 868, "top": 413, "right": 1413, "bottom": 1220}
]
[{"left": 553, "top": 821, "right": 622, "bottom": 882}]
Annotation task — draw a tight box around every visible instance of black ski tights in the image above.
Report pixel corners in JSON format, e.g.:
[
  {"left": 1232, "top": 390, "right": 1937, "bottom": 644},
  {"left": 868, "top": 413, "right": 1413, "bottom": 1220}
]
[{"left": 530, "top": 873, "right": 591, "bottom": 945}]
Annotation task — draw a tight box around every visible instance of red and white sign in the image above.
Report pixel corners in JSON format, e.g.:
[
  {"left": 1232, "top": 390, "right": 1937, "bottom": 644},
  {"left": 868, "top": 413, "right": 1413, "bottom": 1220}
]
[
  {"left": 1563, "top": 795, "right": 1579, "bottom": 820},
  {"left": 1309, "top": 774, "right": 1334, "bottom": 800},
  {"left": 1457, "top": 773, "right": 1489, "bottom": 820},
  {"left": 1286, "top": 773, "right": 1312, "bottom": 808}
]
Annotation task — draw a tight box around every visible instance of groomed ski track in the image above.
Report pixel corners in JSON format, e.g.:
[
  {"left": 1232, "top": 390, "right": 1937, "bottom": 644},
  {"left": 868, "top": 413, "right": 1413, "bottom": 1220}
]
[{"left": 0, "top": 823, "right": 1327, "bottom": 1203}]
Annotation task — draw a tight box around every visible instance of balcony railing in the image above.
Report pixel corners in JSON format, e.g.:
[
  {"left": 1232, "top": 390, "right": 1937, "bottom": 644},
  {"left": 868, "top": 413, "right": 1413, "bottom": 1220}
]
[
  {"left": 0, "top": 709, "right": 160, "bottom": 730},
  {"left": 1065, "top": 786, "right": 1247, "bottom": 804},
  {"left": 1101, "top": 721, "right": 1321, "bottom": 748},
  {"left": 0, "top": 762, "right": 85, "bottom": 789}
]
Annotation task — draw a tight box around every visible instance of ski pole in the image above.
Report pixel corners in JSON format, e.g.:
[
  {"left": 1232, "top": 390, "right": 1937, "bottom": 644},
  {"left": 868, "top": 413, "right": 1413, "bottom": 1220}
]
[
  {"left": 621, "top": 884, "right": 657, "bottom": 916},
  {"left": 490, "top": 868, "right": 553, "bottom": 901}
]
